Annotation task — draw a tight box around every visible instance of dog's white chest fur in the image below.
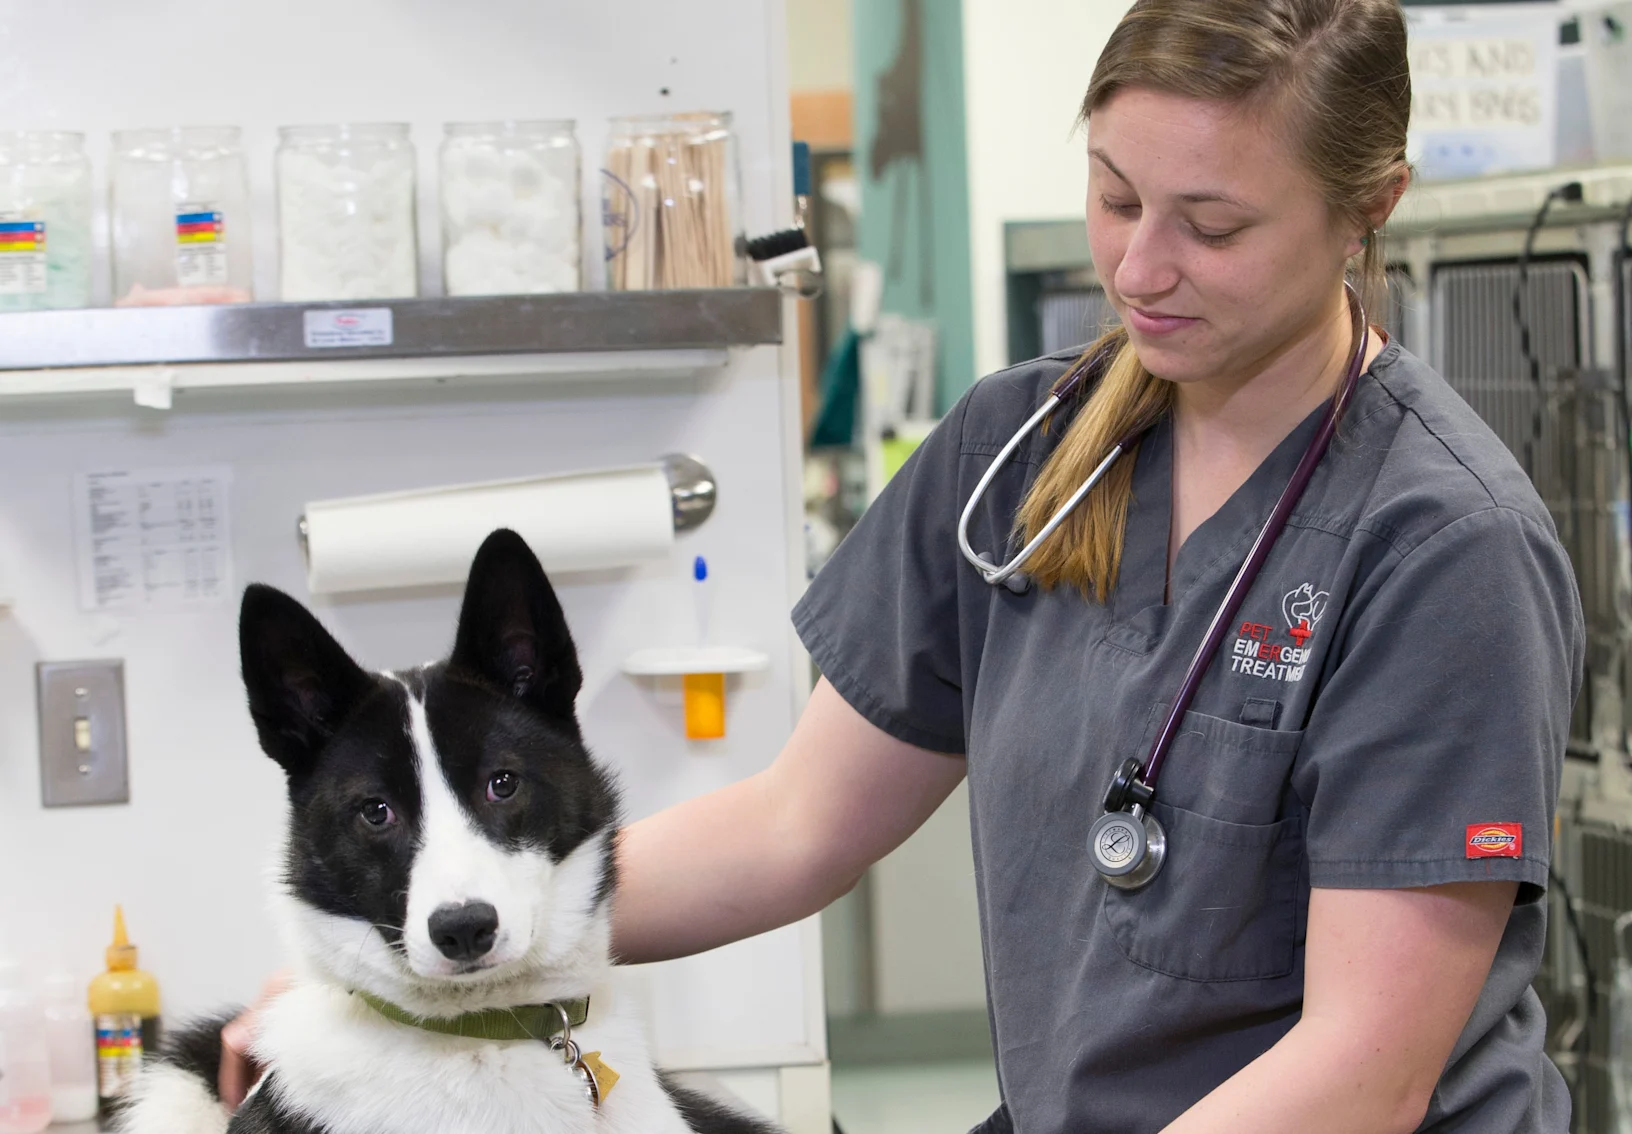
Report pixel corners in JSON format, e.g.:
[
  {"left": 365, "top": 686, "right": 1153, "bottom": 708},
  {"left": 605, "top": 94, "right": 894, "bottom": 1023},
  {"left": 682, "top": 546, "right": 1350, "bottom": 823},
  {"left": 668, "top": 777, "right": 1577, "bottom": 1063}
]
[{"left": 259, "top": 981, "right": 693, "bottom": 1134}]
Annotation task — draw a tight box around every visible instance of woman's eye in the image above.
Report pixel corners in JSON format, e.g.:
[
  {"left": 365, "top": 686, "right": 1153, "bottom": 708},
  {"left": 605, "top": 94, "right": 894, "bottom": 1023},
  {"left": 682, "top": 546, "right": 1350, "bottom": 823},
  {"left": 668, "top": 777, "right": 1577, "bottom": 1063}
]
[
  {"left": 1099, "top": 196, "right": 1139, "bottom": 218},
  {"left": 360, "top": 799, "right": 395, "bottom": 827},
  {"left": 1193, "top": 227, "right": 1240, "bottom": 248},
  {"left": 487, "top": 772, "right": 520, "bottom": 802}
]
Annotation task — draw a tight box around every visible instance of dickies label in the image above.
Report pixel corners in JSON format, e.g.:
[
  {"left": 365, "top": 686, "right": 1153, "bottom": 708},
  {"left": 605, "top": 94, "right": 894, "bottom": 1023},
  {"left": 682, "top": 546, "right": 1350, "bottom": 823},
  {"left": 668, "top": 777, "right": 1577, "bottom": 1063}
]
[{"left": 1466, "top": 824, "right": 1522, "bottom": 858}]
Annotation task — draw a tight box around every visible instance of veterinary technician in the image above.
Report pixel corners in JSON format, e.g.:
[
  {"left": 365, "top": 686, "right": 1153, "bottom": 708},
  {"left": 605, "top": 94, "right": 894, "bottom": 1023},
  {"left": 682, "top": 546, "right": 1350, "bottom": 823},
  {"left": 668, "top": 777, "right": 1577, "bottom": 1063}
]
[
  {"left": 622, "top": 1, "right": 1581, "bottom": 1130},
  {"left": 225, "top": 0, "right": 1584, "bottom": 1129}
]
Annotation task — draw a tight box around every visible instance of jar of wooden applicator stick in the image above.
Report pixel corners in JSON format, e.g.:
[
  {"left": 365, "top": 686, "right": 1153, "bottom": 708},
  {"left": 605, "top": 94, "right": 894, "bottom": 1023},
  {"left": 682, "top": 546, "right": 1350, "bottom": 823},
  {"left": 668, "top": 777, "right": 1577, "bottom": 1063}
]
[{"left": 601, "top": 112, "right": 742, "bottom": 290}]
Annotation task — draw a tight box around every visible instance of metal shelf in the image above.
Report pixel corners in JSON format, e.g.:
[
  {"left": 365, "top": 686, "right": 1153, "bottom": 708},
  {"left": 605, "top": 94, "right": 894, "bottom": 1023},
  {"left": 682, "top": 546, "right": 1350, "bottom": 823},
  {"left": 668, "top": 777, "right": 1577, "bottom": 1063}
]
[{"left": 0, "top": 288, "right": 781, "bottom": 405}]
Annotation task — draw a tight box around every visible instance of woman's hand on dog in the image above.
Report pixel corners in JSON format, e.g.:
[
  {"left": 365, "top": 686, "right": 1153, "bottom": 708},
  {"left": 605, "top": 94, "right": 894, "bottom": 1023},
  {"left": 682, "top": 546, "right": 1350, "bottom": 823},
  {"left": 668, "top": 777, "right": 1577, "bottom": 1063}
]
[{"left": 219, "top": 969, "right": 293, "bottom": 1110}]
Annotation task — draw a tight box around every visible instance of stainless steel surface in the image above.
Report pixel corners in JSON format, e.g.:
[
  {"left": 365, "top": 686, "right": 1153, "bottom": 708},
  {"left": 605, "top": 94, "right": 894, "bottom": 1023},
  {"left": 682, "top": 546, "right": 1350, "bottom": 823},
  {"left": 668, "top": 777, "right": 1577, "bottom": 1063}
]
[
  {"left": 1037, "top": 287, "right": 1117, "bottom": 355},
  {"left": 1005, "top": 220, "right": 1092, "bottom": 274},
  {"left": 661, "top": 453, "right": 718, "bottom": 532},
  {"left": 0, "top": 289, "right": 783, "bottom": 371},
  {"left": 37, "top": 659, "right": 128, "bottom": 808},
  {"left": 1538, "top": 814, "right": 1632, "bottom": 1133},
  {"left": 1431, "top": 259, "right": 1624, "bottom": 759}
]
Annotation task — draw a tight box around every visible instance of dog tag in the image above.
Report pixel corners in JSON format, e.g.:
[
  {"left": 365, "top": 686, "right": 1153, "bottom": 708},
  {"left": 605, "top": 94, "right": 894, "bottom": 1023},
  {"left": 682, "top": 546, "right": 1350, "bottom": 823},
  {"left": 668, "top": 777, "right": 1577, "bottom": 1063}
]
[
  {"left": 581, "top": 1051, "right": 620, "bottom": 1103},
  {"left": 569, "top": 1057, "right": 601, "bottom": 1107}
]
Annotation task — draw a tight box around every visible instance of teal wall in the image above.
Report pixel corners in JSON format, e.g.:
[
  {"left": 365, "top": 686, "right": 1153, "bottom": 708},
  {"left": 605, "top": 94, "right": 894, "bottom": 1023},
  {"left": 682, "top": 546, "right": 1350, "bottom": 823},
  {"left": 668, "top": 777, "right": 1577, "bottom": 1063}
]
[{"left": 852, "top": 0, "right": 976, "bottom": 413}]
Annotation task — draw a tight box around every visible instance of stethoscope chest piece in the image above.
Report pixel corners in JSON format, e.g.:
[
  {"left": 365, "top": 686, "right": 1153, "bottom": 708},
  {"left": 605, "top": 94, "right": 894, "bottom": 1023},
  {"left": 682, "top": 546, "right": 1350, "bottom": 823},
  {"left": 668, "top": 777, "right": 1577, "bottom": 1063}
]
[{"left": 1089, "top": 807, "right": 1167, "bottom": 891}]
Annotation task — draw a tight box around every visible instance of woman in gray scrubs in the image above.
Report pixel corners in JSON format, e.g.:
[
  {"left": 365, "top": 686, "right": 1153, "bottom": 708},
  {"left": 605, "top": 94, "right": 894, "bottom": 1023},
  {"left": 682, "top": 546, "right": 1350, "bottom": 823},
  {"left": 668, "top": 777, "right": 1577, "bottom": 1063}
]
[
  {"left": 220, "top": 0, "right": 1582, "bottom": 1129},
  {"left": 624, "top": 0, "right": 1581, "bottom": 1129}
]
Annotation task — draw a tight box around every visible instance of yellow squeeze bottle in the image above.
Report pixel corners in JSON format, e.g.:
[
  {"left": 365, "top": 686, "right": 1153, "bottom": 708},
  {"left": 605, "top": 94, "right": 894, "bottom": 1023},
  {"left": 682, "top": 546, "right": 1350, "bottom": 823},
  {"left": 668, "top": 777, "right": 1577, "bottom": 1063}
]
[{"left": 88, "top": 907, "right": 161, "bottom": 1112}]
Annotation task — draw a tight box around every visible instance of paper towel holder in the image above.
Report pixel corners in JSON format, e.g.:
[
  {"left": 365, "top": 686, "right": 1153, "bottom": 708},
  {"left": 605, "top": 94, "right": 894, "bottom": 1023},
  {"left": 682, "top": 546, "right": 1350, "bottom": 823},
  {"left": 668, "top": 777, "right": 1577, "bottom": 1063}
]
[{"left": 295, "top": 453, "right": 717, "bottom": 565}]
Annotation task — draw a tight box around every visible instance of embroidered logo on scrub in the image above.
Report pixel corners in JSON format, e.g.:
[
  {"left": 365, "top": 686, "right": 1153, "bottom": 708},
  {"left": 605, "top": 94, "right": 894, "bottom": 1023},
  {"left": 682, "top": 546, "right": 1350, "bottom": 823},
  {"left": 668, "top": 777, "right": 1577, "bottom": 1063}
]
[
  {"left": 1231, "top": 583, "right": 1329, "bottom": 682},
  {"left": 1466, "top": 824, "right": 1523, "bottom": 858}
]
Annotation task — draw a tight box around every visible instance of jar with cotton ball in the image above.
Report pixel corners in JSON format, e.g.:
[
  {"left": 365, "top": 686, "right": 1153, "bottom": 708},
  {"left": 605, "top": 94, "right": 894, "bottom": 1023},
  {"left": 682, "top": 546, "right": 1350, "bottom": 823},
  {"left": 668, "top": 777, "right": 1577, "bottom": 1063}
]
[
  {"left": 602, "top": 112, "right": 742, "bottom": 290},
  {"left": 440, "top": 120, "right": 581, "bottom": 296},
  {"left": 276, "top": 123, "right": 419, "bottom": 301},
  {"left": 111, "top": 126, "right": 255, "bottom": 307},
  {"left": 0, "top": 130, "right": 92, "bottom": 311}
]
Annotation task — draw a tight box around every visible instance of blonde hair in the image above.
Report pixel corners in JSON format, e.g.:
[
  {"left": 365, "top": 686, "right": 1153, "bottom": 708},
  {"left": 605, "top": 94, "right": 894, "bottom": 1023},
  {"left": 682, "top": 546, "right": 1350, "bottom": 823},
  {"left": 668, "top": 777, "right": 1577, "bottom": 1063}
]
[{"left": 1017, "top": 0, "right": 1410, "bottom": 599}]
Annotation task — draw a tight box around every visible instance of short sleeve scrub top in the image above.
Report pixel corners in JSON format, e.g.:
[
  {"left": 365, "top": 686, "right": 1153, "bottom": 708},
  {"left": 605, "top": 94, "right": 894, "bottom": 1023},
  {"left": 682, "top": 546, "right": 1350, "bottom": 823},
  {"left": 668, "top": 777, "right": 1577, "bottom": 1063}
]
[{"left": 792, "top": 340, "right": 1584, "bottom": 1133}]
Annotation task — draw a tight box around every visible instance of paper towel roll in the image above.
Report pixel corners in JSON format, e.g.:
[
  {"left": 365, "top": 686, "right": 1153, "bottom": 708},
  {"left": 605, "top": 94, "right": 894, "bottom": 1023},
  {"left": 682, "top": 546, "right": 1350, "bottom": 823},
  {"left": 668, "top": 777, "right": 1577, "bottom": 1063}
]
[{"left": 302, "top": 464, "right": 675, "bottom": 594}]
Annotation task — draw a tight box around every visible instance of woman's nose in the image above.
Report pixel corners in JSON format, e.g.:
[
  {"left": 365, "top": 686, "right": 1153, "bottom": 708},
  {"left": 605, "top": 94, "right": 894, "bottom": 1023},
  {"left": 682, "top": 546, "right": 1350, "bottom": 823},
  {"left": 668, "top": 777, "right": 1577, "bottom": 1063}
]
[{"left": 1113, "top": 219, "right": 1181, "bottom": 302}]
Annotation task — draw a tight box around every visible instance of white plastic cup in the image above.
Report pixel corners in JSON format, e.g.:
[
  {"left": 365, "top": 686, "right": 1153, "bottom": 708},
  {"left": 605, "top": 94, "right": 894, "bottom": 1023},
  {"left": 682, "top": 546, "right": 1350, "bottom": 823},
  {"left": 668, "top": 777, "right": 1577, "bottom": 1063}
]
[
  {"left": 0, "top": 959, "right": 52, "bottom": 1134},
  {"left": 41, "top": 973, "right": 96, "bottom": 1125}
]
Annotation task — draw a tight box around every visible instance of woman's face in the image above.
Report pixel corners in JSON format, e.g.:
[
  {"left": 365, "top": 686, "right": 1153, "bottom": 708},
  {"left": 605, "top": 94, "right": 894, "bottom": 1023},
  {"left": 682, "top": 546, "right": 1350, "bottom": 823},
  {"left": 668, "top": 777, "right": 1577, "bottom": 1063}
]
[{"left": 1085, "top": 88, "right": 1363, "bottom": 389}]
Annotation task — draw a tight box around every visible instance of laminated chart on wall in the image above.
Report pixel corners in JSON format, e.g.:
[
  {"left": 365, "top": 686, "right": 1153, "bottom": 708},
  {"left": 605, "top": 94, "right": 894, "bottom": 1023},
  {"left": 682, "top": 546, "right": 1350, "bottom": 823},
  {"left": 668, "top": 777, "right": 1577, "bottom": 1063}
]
[
  {"left": 1405, "top": 9, "right": 1559, "bottom": 179},
  {"left": 72, "top": 467, "right": 233, "bottom": 610}
]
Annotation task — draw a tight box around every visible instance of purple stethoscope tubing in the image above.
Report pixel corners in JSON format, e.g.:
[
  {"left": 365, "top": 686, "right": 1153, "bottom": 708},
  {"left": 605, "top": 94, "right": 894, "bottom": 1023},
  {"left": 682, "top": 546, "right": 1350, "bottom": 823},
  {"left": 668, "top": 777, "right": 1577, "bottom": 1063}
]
[{"left": 1137, "top": 284, "right": 1369, "bottom": 793}]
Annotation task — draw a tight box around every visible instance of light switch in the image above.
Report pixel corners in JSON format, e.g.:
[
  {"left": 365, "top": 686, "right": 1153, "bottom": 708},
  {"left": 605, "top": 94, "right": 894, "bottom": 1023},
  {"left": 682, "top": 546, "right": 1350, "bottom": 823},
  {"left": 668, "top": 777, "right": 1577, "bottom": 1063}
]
[{"left": 37, "top": 660, "right": 128, "bottom": 807}]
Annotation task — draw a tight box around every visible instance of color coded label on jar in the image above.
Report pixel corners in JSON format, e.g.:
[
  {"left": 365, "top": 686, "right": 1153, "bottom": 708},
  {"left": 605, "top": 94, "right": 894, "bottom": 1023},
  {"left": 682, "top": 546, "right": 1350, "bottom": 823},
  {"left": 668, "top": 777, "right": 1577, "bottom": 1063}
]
[
  {"left": 0, "top": 213, "right": 47, "bottom": 295},
  {"left": 175, "top": 202, "right": 228, "bottom": 287},
  {"left": 95, "top": 1012, "right": 144, "bottom": 1099}
]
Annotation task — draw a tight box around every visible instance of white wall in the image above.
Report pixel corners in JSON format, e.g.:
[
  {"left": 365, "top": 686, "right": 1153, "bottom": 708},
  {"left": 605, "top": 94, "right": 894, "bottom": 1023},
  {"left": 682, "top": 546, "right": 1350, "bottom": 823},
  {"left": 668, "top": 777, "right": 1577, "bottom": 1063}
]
[{"left": 962, "top": 0, "right": 1127, "bottom": 378}]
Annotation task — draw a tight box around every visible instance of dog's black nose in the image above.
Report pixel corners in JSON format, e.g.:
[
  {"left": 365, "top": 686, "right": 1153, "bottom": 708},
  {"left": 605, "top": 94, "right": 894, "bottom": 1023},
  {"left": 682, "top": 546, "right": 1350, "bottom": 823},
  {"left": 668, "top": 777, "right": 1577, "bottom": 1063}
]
[{"left": 428, "top": 901, "right": 500, "bottom": 961}]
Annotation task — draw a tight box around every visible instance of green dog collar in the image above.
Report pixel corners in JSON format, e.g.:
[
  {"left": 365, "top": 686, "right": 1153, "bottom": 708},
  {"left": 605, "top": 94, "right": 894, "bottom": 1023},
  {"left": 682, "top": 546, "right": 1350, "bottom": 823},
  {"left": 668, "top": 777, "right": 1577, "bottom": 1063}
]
[{"left": 354, "top": 990, "right": 590, "bottom": 1042}]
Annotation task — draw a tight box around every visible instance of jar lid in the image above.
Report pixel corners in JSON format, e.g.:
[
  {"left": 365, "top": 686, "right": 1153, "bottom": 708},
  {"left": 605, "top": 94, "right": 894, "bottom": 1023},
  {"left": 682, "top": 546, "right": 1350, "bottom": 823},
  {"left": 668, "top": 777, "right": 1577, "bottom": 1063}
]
[
  {"left": 279, "top": 123, "right": 412, "bottom": 145},
  {"left": 443, "top": 119, "right": 576, "bottom": 138},
  {"left": 608, "top": 111, "right": 732, "bottom": 132},
  {"left": 0, "top": 130, "right": 86, "bottom": 157},
  {"left": 112, "top": 126, "right": 243, "bottom": 158}
]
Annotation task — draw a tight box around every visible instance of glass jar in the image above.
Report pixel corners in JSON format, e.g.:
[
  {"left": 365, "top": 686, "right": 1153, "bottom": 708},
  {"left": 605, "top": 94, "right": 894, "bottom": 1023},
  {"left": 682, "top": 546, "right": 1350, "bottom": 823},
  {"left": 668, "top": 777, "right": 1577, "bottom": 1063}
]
[
  {"left": 111, "top": 127, "right": 254, "bottom": 306},
  {"left": 276, "top": 123, "right": 418, "bottom": 301},
  {"left": 0, "top": 131, "right": 92, "bottom": 311},
  {"left": 440, "top": 120, "right": 581, "bottom": 296},
  {"left": 602, "top": 112, "right": 741, "bottom": 290}
]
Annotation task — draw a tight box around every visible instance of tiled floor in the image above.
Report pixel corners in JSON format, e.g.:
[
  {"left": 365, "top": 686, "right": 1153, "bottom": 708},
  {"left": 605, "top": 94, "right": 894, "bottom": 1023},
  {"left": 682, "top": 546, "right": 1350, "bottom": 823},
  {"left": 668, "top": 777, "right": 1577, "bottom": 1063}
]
[{"left": 830, "top": 1059, "right": 999, "bottom": 1134}]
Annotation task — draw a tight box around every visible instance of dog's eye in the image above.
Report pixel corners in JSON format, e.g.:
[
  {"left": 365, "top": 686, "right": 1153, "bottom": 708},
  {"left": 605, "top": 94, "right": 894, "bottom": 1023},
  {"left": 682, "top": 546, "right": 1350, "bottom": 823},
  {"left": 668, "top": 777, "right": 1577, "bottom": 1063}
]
[
  {"left": 360, "top": 799, "right": 395, "bottom": 827},
  {"left": 486, "top": 772, "right": 519, "bottom": 802}
]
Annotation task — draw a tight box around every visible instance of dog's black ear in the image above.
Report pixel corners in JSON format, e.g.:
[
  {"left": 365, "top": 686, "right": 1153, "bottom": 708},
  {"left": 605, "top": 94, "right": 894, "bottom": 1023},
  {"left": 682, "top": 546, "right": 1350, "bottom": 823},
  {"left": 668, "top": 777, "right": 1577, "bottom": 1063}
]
[
  {"left": 240, "top": 584, "right": 374, "bottom": 775},
  {"left": 448, "top": 529, "right": 582, "bottom": 725}
]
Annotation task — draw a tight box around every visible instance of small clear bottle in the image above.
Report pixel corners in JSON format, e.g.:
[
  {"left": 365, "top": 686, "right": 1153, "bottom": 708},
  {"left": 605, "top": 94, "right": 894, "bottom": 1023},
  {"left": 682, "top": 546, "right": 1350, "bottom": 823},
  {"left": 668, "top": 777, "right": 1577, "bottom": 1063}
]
[
  {"left": 41, "top": 972, "right": 96, "bottom": 1125},
  {"left": 602, "top": 112, "right": 742, "bottom": 290},
  {"left": 111, "top": 126, "right": 254, "bottom": 307},
  {"left": 0, "top": 956, "right": 51, "bottom": 1134},
  {"left": 440, "top": 120, "right": 581, "bottom": 296},
  {"left": 0, "top": 131, "right": 92, "bottom": 312},
  {"left": 277, "top": 123, "right": 419, "bottom": 301}
]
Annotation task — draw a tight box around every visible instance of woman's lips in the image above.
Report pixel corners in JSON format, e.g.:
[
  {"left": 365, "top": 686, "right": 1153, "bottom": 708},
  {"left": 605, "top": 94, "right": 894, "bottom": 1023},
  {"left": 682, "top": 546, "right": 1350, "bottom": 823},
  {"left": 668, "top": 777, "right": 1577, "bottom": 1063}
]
[{"left": 1127, "top": 307, "right": 1199, "bottom": 336}]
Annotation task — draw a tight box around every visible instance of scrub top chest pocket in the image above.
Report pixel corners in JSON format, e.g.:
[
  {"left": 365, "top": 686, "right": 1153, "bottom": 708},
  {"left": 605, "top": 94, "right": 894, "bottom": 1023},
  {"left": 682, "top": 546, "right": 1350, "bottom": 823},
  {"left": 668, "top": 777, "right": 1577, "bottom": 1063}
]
[{"left": 1102, "top": 710, "right": 1307, "bottom": 983}]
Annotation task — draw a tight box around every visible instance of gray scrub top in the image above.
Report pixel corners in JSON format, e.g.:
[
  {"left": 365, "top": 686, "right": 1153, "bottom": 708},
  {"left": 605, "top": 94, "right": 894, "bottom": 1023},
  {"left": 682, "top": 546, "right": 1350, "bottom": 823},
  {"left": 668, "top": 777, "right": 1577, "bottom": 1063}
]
[{"left": 793, "top": 340, "right": 1584, "bottom": 1134}]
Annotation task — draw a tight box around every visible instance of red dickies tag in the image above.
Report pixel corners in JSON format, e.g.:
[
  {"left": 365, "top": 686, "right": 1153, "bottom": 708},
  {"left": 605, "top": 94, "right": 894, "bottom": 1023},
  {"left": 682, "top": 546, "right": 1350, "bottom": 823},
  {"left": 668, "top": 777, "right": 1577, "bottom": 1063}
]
[{"left": 1466, "top": 824, "right": 1523, "bottom": 858}]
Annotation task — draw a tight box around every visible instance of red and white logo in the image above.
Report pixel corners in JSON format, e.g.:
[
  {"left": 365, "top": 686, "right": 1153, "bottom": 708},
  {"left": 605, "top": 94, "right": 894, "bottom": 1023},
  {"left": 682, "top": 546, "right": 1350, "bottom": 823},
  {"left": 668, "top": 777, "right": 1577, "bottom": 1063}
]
[
  {"left": 1230, "top": 583, "right": 1328, "bottom": 683},
  {"left": 1282, "top": 583, "right": 1329, "bottom": 648},
  {"left": 1466, "top": 823, "right": 1523, "bottom": 859}
]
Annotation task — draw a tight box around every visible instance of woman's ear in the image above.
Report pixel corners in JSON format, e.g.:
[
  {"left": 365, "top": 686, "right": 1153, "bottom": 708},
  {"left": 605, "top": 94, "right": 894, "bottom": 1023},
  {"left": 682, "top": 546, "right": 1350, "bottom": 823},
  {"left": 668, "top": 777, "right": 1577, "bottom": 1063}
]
[{"left": 1360, "top": 165, "right": 1412, "bottom": 247}]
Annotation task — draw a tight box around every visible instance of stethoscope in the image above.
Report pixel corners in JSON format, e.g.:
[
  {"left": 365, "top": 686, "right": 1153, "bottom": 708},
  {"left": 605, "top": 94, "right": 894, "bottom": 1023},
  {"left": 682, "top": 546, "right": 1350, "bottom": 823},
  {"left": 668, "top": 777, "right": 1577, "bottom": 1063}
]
[{"left": 957, "top": 285, "right": 1369, "bottom": 891}]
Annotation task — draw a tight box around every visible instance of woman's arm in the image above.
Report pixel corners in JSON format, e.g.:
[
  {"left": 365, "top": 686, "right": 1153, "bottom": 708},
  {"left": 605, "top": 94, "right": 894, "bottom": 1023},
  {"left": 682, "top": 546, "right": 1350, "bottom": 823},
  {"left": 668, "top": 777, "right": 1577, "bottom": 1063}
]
[
  {"left": 612, "top": 676, "right": 969, "bottom": 963},
  {"left": 1162, "top": 880, "right": 1518, "bottom": 1134}
]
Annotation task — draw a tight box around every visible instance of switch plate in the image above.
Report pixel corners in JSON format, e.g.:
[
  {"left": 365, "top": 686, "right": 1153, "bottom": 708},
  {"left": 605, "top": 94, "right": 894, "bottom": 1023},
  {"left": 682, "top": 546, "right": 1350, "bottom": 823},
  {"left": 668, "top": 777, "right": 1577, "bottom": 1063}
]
[{"left": 37, "top": 660, "right": 129, "bottom": 807}]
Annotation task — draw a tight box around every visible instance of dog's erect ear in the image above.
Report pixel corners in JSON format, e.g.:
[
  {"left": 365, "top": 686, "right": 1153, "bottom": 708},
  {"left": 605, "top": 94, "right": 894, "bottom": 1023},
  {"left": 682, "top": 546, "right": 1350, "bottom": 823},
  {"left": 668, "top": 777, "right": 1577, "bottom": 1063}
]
[
  {"left": 240, "top": 584, "right": 374, "bottom": 775},
  {"left": 448, "top": 529, "right": 582, "bottom": 725}
]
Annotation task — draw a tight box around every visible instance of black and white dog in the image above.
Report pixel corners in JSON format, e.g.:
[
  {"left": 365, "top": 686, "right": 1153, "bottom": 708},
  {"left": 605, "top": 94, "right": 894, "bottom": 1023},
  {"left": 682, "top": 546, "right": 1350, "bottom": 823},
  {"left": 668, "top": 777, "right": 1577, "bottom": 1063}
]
[{"left": 119, "top": 529, "right": 778, "bottom": 1134}]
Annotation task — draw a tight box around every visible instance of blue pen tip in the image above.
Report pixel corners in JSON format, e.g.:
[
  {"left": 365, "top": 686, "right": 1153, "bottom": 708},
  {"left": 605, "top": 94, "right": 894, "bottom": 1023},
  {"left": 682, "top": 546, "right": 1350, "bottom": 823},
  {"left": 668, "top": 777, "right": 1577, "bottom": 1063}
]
[{"left": 694, "top": 556, "right": 708, "bottom": 582}]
